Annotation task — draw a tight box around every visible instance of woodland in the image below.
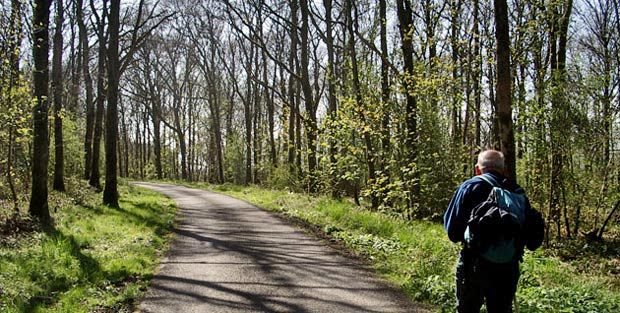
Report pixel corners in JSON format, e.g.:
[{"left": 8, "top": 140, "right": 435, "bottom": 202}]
[{"left": 1, "top": 0, "right": 620, "bottom": 249}]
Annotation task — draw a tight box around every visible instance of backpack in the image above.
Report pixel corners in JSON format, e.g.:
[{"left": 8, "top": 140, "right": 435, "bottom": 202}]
[{"left": 464, "top": 174, "right": 526, "bottom": 263}]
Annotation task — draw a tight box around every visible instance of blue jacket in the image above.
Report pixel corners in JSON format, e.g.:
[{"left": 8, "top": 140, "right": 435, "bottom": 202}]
[{"left": 443, "top": 171, "right": 542, "bottom": 249}]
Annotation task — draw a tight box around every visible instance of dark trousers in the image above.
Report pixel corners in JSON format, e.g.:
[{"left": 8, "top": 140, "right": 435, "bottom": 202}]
[{"left": 455, "top": 250, "right": 520, "bottom": 313}]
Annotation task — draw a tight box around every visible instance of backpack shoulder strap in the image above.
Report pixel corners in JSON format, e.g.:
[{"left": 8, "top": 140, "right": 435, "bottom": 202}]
[
  {"left": 477, "top": 174, "right": 500, "bottom": 188},
  {"left": 480, "top": 174, "right": 527, "bottom": 222}
]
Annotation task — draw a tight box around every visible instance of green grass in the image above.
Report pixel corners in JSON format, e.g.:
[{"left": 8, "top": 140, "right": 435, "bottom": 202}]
[
  {"left": 0, "top": 180, "right": 176, "bottom": 312},
  {"left": 194, "top": 183, "right": 620, "bottom": 313}
]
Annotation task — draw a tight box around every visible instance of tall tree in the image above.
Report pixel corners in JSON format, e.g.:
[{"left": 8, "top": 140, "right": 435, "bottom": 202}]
[
  {"left": 30, "top": 0, "right": 53, "bottom": 223},
  {"left": 102, "top": 0, "right": 170, "bottom": 202},
  {"left": 463, "top": 0, "right": 483, "bottom": 157},
  {"left": 253, "top": 6, "right": 277, "bottom": 169},
  {"left": 67, "top": 6, "right": 80, "bottom": 116},
  {"left": 345, "top": 0, "right": 378, "bottom": 209},
  {"left": 4, "top": 0, "right": 24, "bottom": 211},
  {"left": 78, "top": 0, "right": 95, "bottom": 180},
  {"left": 145, "top": 47, "right": 164, "bottom": 180},
  {"left": 103, "top": 0, "right": 120, "bottom": 207},
  {"left": 89, "top": 0, "right": 107, "bottom": 191},
  {"left": 473, "top": 0, "right": 482, "bottom": 151},
  {"left": 494, "top": 0, "right": 516, "bottom": 179},
  {"left": 548, "top": 0, "right": 574, "bottom": 238},
  {"left": 287, "top": 0, "right": 299, "bottom": 176},
  {"left": 243, "top": 40, "right": 255, "bottom": 185},
  {"left": 300, "top": 0, "right": 319, "bottom": 192},
  {"left": 450, "top": 0, "right": 462, "bottom": 145},
  {"left": 526, "top": 1, "right": 550, "bottom": 213},
  {"left": 52, "top": 0, "right": 66, "bottom": 192},
  {"left": 379, "top": 0, "right": 392, "bottom": 202},
  {"left": 324, "top": 0, "right": 338, "bottom": 194},
  {"left": 396, "top": 0, "right": 420, "bottom": 208}
]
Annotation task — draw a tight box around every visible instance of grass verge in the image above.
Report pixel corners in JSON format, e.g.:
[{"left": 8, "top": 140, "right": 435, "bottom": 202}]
[
  {"left": 0, "top": 180, "right": 176, "bottom": 312},
  {"left": 193, "top": 183, "right": 620, "bottom": 313}
]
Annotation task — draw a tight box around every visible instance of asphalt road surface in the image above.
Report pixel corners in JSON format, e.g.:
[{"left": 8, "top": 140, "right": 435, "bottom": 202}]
[{"left": 133, "top": 182, "right": 427, "bottom": 313}]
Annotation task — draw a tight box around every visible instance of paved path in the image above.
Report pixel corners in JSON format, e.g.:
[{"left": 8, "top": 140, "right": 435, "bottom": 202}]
[{"left": 133, "top": 182, "right": 426, "bottom": 313}]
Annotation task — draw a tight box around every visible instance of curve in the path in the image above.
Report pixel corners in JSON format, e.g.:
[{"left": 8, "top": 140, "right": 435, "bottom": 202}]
[{"left": 133, "top": 182, "right": 427, "bottom": 313}]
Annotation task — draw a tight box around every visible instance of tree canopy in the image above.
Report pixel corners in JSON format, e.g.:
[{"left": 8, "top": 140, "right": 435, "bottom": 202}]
[{"left": 1, "top": 0, "right": 619, "bottom": 240}]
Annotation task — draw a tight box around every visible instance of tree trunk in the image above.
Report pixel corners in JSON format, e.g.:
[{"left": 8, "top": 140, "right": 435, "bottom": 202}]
[
  {"left": 69, "top": 18, "right": 80, "bottom": 116},
  {"left": 209, "top": 92, "right": 224, "bottom": 180},
  {"left": 614, "top": 0, "right": 620, "bottom": 185},
  {"left": 103, "top": 0, "right": 120, "bottom": 208},
  {"left": 172, "top": 94, "right": 188, "bottom": 180},
  {"left": 149, "top": 76, "right": 163, "bottom": 180},
  {"left": 300, "top": 0, "right": 318, "bottom": 192},
  {"left": 462, "top": 0, "right": 481, "bottom": 168},
  {"left": 254, "top": 8, "right": 276, "bottom": 170},
  {"left": 488, "top": 45, "right": 499, "bottom": 149},
  {"left": 187, "top": 97, "right": 194, "bottom": 182},
  {"left": 253, "top": 66, "right": 261, "bottom": 184},
  {"left": 6, "top": 0, "right": 23, "bottom": 212},
  {"left": 396, "top": 0, "right": 419, "bottom": 209},
  {"left": 207, "top": 39, "right": 224, "bottom": 183},
  {"left": 379, "top": 0, "right": 391, "bottom": 203},
  {"left": 78, "top": 0, "right": 95, "bottom": 180},
  {"left": 450, "top": 0, "right": 462, "bottom": 144},
  {"left": 287, "top": 0, "right": 299, "bottom": 176},
  {"left": 474, "top": 3, "right": 481, "bottom": 151},
  {"left": 324, "top": 0, "right": 338, "bottom": 194},
  {"left": 494, "top": 0, "right": 516, "bottom": 180},
  {"left": 265, "top": 55, "right": 277, "bottom": 168},
  {"left": 120, "top": 99, "right": 130, "bottom": 178},
  {"left": 29, "top": 0, "right": 52, "bottom": 224},
  {"left": 215, "top": 111, "right": 224, "bottom": 184},
  {"left": 287, "top": 88, "right": 297, "bottom": 174},
  {"left": 135, "top": 113, "right": 142, "bottom": 179},
  {"left": 346, "top": 0, "right": 378, "bottom": 209},
  {"left": 52, "top": 0, "right": 66, "bottom": 192},
  {"left": 549, "top": 0, "right": 573, "bottom": 238},
  {"left": 89, "top": 0, "right": 107, "bottom": 191},
  {"left": 244, "top": 46, "right": 254, "bottom": 185},
  {"left": 596, "top": 199, "right": 620, "bottom": 239}
]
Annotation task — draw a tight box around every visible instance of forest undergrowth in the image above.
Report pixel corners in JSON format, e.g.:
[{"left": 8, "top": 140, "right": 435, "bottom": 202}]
[
  {"left": 0, "top": 180, "right": 176, "bottom": 312},
  {"left": 193, "top": 182, "right": 620, "bottom": 313}
]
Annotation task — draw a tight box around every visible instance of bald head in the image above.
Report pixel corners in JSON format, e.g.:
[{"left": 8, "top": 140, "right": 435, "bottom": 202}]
[{"left": 476, "top": 150, "right": 505, "bottom": 174}]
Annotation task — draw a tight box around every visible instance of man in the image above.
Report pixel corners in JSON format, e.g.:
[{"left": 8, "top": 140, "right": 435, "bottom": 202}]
[{"left": 444, "top": 149, "right": 543, "bottom": 313}]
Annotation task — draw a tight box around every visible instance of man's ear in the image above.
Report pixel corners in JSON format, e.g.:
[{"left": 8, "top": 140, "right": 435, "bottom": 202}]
[{"left": 474, "top": 164, "right": 481, "bottom": 175}]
